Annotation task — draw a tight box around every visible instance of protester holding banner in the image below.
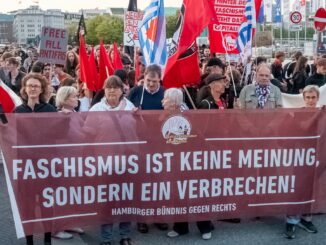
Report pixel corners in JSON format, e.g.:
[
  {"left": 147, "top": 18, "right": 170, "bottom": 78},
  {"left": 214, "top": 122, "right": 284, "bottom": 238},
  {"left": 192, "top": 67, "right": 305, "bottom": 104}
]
[
  {"left": 239, "top": 64, "right": 283, "bottom": 109},
  {"left": 128, "top": 64, "right": 164, "bottom": 110},
  {"left": 284, "top": 85, "right": 320, "bottom": 239},
  {"left": 13, "top": 72, "right": 55, "bottom": 245},
  {"left": 88, "top": 75, "right": 134, "bottom": 245}
]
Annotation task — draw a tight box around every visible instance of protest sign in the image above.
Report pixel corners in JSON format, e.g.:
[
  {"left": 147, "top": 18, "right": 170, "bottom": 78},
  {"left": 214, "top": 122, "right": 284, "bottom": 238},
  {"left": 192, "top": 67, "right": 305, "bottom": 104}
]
[
  {"left": 208, "top": 0, "right": 262, "bottom": 54},
  {"left": 38, "top": 27, "right": 68, "bottom": 65},
  {"left": 1, "top": 109, "right": 326, "bottom": 238},
  {"left": 124, "top": 11, "right": 144, "bottom": 47}
]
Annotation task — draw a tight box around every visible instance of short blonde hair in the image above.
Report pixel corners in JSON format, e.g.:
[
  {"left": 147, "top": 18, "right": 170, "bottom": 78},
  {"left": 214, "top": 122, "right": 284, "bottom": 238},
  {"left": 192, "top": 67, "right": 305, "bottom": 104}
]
[
  {"left": 55, "top": 86, "right": 77, "bottom": 109},
  {"left": 302, "top": 85, "right": 320, "bottom": 98},
  {"left": 163, "top": 88, "right": 183, "bottom": 107}
]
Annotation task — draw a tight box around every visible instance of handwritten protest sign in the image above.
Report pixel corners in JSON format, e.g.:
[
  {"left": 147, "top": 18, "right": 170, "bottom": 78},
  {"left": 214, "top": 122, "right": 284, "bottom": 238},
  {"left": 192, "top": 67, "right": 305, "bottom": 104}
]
[
  {"left": 1, "top": 109, "right": 326, "bottom": 238},
  {"left": 38, "top": 27, "right": 68, "bottom": 65},
  {"left": 124, "top": 11, "right": 144, "bottom": 47}
]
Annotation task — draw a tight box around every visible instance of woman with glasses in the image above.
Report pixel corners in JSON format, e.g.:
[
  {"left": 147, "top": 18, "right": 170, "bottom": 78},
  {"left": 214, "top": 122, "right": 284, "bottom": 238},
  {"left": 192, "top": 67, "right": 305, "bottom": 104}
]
[
  {"left": 89, "top": 75, "right": 135, "bottom": 245},
  {"left": 14, "top": 73, "right": 56, "bottom": 245}
]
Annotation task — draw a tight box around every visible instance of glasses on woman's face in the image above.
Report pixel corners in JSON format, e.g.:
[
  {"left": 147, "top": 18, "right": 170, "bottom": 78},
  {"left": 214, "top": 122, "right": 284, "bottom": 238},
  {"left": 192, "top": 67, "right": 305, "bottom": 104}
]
[
  {"left": 26, "top": 84, "right": 41, "bottom": 89},
  {"left": 105, "top": 86, "right": 120, "bottom": 91}
]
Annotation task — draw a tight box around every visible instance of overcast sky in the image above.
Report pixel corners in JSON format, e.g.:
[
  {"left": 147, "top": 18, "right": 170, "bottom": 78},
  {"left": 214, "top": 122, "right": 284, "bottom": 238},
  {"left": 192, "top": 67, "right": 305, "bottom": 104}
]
[{"left": 2, "top": 0, "right": 183, "bottom": 13}]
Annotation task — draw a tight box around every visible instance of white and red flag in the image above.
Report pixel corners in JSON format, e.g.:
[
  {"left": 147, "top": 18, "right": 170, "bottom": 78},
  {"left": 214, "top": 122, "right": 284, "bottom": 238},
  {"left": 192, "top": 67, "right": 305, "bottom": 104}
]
[{"left": 0, "top": 80, "right": 22, "bottom": 113}]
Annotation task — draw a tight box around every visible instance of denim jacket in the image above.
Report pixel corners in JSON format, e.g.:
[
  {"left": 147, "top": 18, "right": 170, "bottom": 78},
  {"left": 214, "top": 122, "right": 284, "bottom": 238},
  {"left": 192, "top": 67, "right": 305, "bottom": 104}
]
[{"left": 239, "top": 83, "right": 283, "bottom": 109}]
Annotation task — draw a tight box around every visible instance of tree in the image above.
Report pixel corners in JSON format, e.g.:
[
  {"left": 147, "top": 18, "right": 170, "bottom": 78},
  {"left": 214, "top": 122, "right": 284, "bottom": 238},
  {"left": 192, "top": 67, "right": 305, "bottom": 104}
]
[
  {"left": 66, "top": 22, "right": 78, "bottom": 45},
  {"left": 85, "top": 15, "right": 124, "bottom": 45},
  {"left": 166, "top": 14, "right": 179, "bottom": 38}
]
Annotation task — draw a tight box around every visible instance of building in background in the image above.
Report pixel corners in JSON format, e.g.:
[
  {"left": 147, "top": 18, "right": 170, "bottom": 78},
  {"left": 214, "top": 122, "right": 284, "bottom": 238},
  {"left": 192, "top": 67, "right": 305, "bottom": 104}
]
[
  {"left": 79, "top": 8, "right": 112, "bottom": 19},
  {"left": 0, "top": 14, "right": 14, "bottom": 43},
  {"left": 13, "top": 5, "right": 64, "bottom": 45}
]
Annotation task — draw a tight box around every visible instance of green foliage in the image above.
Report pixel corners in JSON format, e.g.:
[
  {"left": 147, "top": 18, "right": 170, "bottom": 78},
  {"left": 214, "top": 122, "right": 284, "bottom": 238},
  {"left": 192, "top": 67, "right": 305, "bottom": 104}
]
[
  {"left": 85, "top": 15, "right": 124, "bottom": 45},
  {"left": 67, "top": 22, "right": 78, "bottom": 45},
  {"left": 166, "top": 14, "right": 179, "bottom": 38}
]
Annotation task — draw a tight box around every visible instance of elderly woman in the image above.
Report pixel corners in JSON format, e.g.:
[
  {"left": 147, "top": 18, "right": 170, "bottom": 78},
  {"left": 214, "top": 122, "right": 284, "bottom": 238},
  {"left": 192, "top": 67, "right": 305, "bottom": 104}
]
[
  {"left": 53, "top": 86, "right": 84, "bottom": 239},
  {"left": 284, "top": 85, "right": 320, "bottom": 239},
  {"left": 162, "top": 88, "right": 188, "bottom": 111},
  {"left": 14, "top": 73, "right": 55, "bottom": 245},
  {"left": 164, "top": 88, "right": 212, "bottom": 240},
  {"left": 198, "top": 73, "right": 227, "bottom": 109},
  {"left": 90, "top": 75, "right": 134, "bottom": 245}
]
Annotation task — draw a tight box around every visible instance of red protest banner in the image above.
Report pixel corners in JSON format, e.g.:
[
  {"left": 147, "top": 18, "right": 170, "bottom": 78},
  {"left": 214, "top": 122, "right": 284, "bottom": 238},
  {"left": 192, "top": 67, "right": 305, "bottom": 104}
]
[
  {"left": 0, "top": 109, "right": 326, "bottom": 238},
  {"left": 208, "top": 0, "right": 262, "bottom": 54}
]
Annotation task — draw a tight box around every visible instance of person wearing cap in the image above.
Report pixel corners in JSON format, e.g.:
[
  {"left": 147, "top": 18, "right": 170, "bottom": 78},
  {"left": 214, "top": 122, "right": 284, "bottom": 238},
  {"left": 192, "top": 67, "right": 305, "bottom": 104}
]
[
  {"left": 239, "top": 63, "right": 283, "bottom": 109},
  {"left": 198, "top": 73, "right": 227, "bottom": 109}
]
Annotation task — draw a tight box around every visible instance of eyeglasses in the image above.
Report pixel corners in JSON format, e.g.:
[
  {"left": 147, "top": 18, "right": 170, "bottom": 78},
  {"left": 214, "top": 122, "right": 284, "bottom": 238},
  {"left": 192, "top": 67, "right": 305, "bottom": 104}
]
[
  {"left": 105, "top": 86, "right": 120, "bottom": 90},
  {"left": 26, "top": 84, "right": 41, "bottom": 89}
]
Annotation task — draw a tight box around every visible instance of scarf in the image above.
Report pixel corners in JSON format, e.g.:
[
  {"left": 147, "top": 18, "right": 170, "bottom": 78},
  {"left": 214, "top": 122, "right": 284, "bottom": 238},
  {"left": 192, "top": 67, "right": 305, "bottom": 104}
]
[{"left": 255, "top": 84, "right": 271, "bottom": 109}]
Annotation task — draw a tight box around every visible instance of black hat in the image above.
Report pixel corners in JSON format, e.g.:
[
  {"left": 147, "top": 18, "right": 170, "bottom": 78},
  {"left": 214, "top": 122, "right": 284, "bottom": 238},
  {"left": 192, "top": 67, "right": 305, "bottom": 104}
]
[
  {"left": 205, "top": 73, "right": 226, "bottom": 85},
  {"left": 206, "top": 57, "right": 225, "bottom": 68}
]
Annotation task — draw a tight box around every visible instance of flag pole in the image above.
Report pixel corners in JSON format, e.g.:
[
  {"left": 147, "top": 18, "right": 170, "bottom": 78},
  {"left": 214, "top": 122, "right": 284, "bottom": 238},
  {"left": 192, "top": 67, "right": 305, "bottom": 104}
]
[{"left": 182, "top": 85, "right": 197, "bottom": 110}]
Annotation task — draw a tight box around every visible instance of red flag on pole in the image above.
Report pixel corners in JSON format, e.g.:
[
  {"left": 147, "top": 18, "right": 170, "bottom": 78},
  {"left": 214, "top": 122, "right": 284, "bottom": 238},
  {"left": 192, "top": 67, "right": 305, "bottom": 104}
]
[
  {"left": 79, "top": 35, "right": 96, "bottom": 91},
  {"left": 99, "top": 39, "right": 114, "bottom": 89},
  {"left": 113, "top": 42, "right": 124, "bottom": 70},
  {"left": 164, "top": 43, "right": 201, "bottom": 88},
  {"left": 164, "top": 0, "right": 215, "bottom": 86},
  {"left": 135, "top": 51, "right": 140, "bottom": 85},
  {"left": 89, "top": 48, "right": 99, "bottom": 91},
  {"left": 0, "top": 80, "right": 22, "bottom": 113}
]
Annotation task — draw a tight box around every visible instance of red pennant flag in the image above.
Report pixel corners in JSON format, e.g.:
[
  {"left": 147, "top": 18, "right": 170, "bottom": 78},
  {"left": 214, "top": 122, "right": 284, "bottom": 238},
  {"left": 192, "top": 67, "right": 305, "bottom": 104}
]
[
  {"left": 113, "top": 42, "right": 124, "bottom": 70},
  {"left": 0, "top": 81, "right": 22, "bottom": 113},
  {"left": 99, "top": 39, "right": 114, "bottom": 89},
  {"left": 164, "top": 43, "right": 201, "bottom": 88},
  {"left": 79, "top": 35, "right": 96, "bottom": 91},
  {"left": 89, "top": 48, "right": 99, "bottom": 91},
  {"left": 164, "top": 0, "right": 215, "bottom": 85}
]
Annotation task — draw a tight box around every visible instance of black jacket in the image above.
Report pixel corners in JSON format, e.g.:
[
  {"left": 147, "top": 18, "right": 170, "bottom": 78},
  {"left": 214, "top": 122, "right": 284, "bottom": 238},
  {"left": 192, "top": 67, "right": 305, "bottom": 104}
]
[
  {"left": 305, "top": 73, "right": 326, "bottom": 87},
  {"left": 198, "top": 95, "right": 225, "bottom": 109},
  {"left": 14, "top": 102, "right": 56, "bottom": 113}
]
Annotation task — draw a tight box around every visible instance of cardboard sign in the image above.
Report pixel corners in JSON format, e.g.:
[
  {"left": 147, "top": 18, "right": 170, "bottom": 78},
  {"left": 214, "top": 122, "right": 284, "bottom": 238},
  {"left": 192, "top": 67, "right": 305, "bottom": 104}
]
[
  {"left": 124, "top": 11, "right": 144, "bottom": 47},
  {"left": 38, "top": 27, "right": 68, "bottom": 65},
  {"left": 253, "top": 31, "right": 272, "bottom": 47}
]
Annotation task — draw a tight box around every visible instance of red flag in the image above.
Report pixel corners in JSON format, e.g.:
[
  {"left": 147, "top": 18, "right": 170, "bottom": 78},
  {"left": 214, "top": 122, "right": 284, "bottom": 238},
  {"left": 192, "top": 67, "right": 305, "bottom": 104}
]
[
  {"left": 164, "top": 43, "right": 201, "bottom": 88},
  {"left": 99, "top": 40, "right": 114, "bottom": 89},
  {"left": 164, "top": 0, "right": 215, "bottom": 85},
  {"left": 0, "top": 81, "right": 22, "bottom": 113},
  {"left": 89, "top": 48, "right": 99, "bottom": 91},
  {"left": 113, "top": 42, "right": 124, "bottom": 70},
  {"left": 79, "top": 35, "right": 96, "bottom": 91}
]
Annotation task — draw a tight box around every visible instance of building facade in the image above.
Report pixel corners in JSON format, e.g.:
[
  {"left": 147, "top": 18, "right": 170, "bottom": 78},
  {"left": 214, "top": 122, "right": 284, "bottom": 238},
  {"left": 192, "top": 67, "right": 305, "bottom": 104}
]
[
  {"left": 0, "top": 14, "right": 14, "bottom": 43},
  {"left": 13, "top": 5, "right": 64, "bottom": 45}
]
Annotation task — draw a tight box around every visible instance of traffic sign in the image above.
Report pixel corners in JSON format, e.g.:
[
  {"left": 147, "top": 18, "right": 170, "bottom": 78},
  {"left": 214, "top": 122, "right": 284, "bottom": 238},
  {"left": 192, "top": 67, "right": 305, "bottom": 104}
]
[
  {"left": 289, "top": 25, "right": 303, "bottom": 31},
  {"left": 290, "top": 11, "right": 302, "bottom": 24},
  {"left": 314, "top": 8, "right": 326, "bottom": 32}
]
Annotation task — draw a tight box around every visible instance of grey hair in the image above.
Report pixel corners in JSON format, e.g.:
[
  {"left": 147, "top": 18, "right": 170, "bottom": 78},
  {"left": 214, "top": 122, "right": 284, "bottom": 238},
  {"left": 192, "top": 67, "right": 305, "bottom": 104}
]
[
  {"left": 164, "top": 88, "right": 183, "bottom": 107},
  {"left": 302, "top": 85, "right": 320, "bottom": 98},
  {"left": 55, "top": 86, "right": 77, "bottom": 109}
]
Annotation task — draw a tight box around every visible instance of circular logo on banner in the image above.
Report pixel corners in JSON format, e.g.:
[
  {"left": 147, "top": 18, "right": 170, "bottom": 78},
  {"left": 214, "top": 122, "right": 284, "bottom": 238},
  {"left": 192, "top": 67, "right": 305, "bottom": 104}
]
[
  {"left": 290, "top": 11, "right": 302, "bottom": 24},
  {"left": 162, "top": 116, "right": 197, "bottom": 145}
]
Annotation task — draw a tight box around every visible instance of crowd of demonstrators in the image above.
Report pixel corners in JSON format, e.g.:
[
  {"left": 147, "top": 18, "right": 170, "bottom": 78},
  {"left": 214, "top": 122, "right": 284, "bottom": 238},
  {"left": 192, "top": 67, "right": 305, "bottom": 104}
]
[{"left": 1, "top": 42, "right": 326, "bottom": 245}]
